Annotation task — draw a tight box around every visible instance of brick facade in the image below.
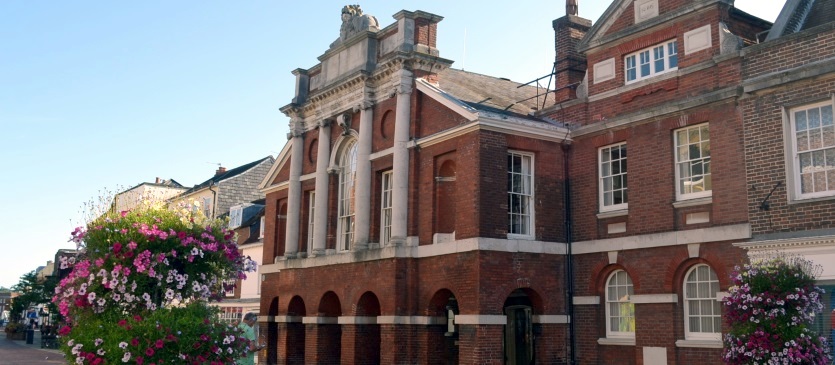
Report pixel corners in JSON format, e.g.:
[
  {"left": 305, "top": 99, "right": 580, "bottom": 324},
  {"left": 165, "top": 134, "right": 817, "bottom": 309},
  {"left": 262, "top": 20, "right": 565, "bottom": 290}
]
[{"left": 254, "top": 1, "right": 835, "bottom": 364}]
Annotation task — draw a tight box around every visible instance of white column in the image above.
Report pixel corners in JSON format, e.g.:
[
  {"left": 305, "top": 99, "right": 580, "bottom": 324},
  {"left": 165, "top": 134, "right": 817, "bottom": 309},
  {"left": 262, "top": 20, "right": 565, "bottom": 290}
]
[
  {"left": 390, "top": 69, "right": 413, "bottom": 245},
  {"left": 353, "top": 103, "right": 374, "bottom": 249},
  {"left": 284, "top": 125, "right": 305, "bottom": 258},
  {"left": 311, "top": 120, "right": 331, "bottom": 256}
]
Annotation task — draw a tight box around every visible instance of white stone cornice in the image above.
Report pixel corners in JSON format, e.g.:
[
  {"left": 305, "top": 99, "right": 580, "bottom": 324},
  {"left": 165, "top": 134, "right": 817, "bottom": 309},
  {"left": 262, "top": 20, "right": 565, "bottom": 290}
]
[
  {"left": 735, "top": 235, "right": 835, "bottom": 251},
  {"left": 631, "top": 294, "right": 677, "bottom": 304},
  {"left": 572, "top": 223, "right": 751, "bottom": 255},
  {"left": 376, "top": 316, "right": 445, "bottom": 325},
  {"left": 454, "top": 315, "right": 506, "bottom": 325},
  {"left": 261, "top": 181, "right": 289, "bottom": 194},
  {"left": 302, "top": 316, "right": 338, "bottom": 325}
]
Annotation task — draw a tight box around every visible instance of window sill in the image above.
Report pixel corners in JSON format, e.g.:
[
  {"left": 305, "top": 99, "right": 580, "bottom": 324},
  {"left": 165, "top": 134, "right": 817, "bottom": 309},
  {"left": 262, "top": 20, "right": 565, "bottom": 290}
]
[
  {"left": 675, "top": 339, "right": 722, "bottom": 348},
  {"left": 507, "top": 234, "right": 535, "bottom": 241},
  {"left": 597, "top": 209, "right": 628, "bottom": 219},
  {"left": 597, "top": 337, "right": 635, "bottom": 346},
  {"left": 672, "top": 196, "right": 712, "bottom": 208}
]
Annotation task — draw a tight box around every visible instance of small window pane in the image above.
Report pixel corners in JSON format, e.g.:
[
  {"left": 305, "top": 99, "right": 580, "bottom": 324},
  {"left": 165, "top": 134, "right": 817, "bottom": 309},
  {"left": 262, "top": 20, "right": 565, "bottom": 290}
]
[
  {"left": 810, "top": 129, "right": 822, "bottom": 150},
  {"left": 796, "top": 110, "right": 808, "bottom": 131},
  {"left": 822, "top": 105, "right": 833, "bottom": 126},
  {"left": 810, "top": 108, "right": 821, "bottom": 129},
  {"left": 797, "top": 131, "right": 810, "bottom": 152}
]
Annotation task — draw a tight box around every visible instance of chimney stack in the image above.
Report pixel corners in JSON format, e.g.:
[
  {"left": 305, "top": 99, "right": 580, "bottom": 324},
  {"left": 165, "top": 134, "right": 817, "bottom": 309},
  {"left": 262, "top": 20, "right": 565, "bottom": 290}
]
[
  {"left": 155, "top": 177, "right": 162, "bottom": 184},
  {"left": 216, "top": 167, "right": 227, "bottom": 176},
  {"left": 552, "top": 0, "right": 591, "bottom": 103}
]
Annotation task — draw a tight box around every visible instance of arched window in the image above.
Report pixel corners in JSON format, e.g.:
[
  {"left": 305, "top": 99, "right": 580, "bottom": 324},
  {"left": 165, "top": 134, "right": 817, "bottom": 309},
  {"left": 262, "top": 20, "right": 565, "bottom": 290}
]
[
  {"left": 338, "top": 140, "right": 358, "bottom": 251},
  {"left": 683, "top": 264, "right": 721, "bottom": 339},
  {"left": 605, "top": 270, "right": 635, "bottom": 338}
]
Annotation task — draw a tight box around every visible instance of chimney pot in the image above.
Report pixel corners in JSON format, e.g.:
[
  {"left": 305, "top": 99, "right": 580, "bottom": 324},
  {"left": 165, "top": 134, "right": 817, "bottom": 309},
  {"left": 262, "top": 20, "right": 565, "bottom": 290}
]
[
  {"left": 567, "top": 0, "right": 578, "bottom": 16},
  {"left": 216, "top": 167, "right": 227, "bottom": 176}
]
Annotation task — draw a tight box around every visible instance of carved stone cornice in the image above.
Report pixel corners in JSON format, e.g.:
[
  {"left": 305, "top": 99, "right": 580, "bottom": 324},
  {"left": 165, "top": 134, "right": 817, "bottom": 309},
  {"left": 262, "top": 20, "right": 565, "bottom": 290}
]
[{"left": 319, "top": 118, "right": 333, "bottom": 129}]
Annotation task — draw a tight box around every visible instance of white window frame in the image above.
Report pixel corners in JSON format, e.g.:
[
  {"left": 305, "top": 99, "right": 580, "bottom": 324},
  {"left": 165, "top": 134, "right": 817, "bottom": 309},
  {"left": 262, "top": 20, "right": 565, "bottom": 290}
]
[
  {"left": 507, "top": 151, "right": 534, "bottom": 239},
  {"left": 625, "top": 40, "right": 678, "bottom": 84},
  {"left": 785, "top": 99, "right": 835, "bottom": 201},
  {"left": 683, "top": 264, "right": 721, "bottom": 340},
  {"left": 380, "top": 171, "right": 393, "bottom": 246},
  {"left": 202, "top": 196, "right": 213, "bottom": 218},
  {"left": 599, "top": 143, "right": 628, "bottom": 212},
  {"left": 224, "top": 278, "right": 236, "bottom": 298},
  {"left": 674, "top": 123, "right": 712, "bottom": 201},
  {"left": 307, "top": 191, "right": 315, "bottom": 254},
  {"left": 605, "top": 270, "right": 635, "bottom": 339},
  {"left": 229, "top": 205, "right": 243, "bottom": 229},
  {"left": 259, "top": 216, "right": 265, "bottom": 239},
  {"left": 337, "top": 140, "right": 358, "bottom": 251}
]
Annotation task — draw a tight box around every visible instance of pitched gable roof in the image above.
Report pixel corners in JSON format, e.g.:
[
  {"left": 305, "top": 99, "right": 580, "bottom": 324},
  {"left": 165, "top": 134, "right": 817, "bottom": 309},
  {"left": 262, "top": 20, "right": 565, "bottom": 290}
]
[
  {"left": 436, "top": 68, "right": 547, "bottom": 116},
  {"left": 767, "top": 0, "right": 835, "bottom": 40},
  {"left": 183, "top": 156, "right": 274, "bottom": 195}
]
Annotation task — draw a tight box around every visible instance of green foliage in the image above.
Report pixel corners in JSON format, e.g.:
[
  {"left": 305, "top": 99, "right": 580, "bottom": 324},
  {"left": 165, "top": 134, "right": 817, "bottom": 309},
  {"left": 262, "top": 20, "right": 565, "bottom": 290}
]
[{"left": 54, "top": 204, "right": 256, "bottom": 364}]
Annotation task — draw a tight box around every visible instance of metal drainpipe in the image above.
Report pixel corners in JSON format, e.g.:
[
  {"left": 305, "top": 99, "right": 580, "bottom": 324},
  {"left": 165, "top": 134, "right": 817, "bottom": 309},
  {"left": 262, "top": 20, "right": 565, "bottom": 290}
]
[
  {"left": 561, "top": 141, "right": 576, "bottom": 365},
  {"left": 208, "top": 181, "right": 217, "bottom": 219}
]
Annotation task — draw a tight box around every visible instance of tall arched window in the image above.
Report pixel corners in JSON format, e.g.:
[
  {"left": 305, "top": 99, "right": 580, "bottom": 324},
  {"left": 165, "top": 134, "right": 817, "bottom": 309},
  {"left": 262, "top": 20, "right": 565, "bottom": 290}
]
[
  {"left": 338, "top": 140, "right": 358, "bottom": 251},
  {"left": 605, "top": 270, "right": 635, "bottom": 338},
  {"left": 683, "top": 264, "right": 721, "bottom": 340}
]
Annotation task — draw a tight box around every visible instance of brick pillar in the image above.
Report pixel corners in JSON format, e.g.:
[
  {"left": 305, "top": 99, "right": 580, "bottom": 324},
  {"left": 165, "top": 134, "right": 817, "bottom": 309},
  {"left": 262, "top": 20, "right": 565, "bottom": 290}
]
[
  {"left": 304, "top": 323, "right": 341, "bottom": 365},
  {"left": 424, "top": 324, "right": 458, "bottom": 364},
  {"left": 635, "top": 303, "right": 676, "bottom": 365},
  {"left": 261, "top": 322, "right": 279, "bottom": 365},
  {"left": 380, "top": 324, "right": 414, "bottom": 364},
  {"left": 537, "top": 323, "right": 569, "bottom": 364},
  {"left": 457, "top": 324, "right": 504, "bottom": 365}
]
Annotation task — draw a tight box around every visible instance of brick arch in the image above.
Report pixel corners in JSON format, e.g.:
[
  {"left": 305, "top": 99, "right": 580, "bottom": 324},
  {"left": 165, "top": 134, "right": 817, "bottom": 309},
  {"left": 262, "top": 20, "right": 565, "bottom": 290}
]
[
  {"left": 595, "top": 264, "right": 640, "bottom": 295},
  {"left": 285, "top": 295, "right": 306, "bottom": 364},
  {"left": 307, "top": 137, "right": 318, "bottom": 164},
  {"left": 435, "top": 157, "right": 457, "bottom": 235},
  {"left": 426, "top": 289, "right": 460, "bottom": 365},
  {"left": 378, "top": 110, "right": 393, "bottom": 140},
  {"left": 670, "top": 258, "right": 721, "bottom": 296},
  {"left": 317, "top": 291, "right": 342, "bottom": 317},
  {"left": 426, "top": 288, "right": 459, "bottom": 317},
  {"left": 268, "top": 296, "right": 280, "bottom": 316},
  {"left": 355, "top": 291, "right": 381, "bottom": 316},
  {"left": 502, "top": 288, "right": 544, "bottom": 315},
  {"left": 586, "top": 256, "right": 611, "bottom": 293},
  {"left": 275, "top": 200, "right": 287, "bottom": 259},
  {"left": 266, "top": 297, "right": 280, "bottom": 365},
  {"left": 287, "top": 295, "right": 306, "bottom": 316}
]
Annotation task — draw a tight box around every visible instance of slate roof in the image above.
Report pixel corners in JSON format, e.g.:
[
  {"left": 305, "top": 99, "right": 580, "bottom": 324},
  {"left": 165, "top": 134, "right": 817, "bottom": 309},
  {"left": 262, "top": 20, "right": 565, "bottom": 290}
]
[
  {"left": 183, "top": 156, "right": 274, "bottom": 195},
  {"left": 437, "top": 68, "right": 550, "bottom": 117},
  {"left": 767, "top": 0, "right": 835, "bottom": 40}
]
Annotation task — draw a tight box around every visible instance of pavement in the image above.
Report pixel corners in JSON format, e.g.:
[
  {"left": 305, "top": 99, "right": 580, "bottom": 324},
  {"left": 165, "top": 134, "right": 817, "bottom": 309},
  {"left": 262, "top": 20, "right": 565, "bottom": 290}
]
[{"left": 0, "top": 327, "right": 66, "bottom": 365}]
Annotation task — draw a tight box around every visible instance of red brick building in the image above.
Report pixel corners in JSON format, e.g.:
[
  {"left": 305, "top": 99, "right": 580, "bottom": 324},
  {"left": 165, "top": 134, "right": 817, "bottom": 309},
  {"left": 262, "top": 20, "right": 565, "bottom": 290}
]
[
  {"left": 735, "top": 0, "right": 835, "bottom": 355},
  {"left": 537, "top": 0, "right": 771, "bottom": 363},
  {"left": 258, "top": 6, "right": 570, "bottom": 365},
  {"left": 256, "top": 1, "right": 833, "bottom": 364}
]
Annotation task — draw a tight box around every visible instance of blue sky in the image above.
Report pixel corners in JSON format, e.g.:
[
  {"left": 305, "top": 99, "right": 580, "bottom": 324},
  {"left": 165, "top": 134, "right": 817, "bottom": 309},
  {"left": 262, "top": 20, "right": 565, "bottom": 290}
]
[{"left": 0, "top": 1, "right": 783, "bottom": 288}]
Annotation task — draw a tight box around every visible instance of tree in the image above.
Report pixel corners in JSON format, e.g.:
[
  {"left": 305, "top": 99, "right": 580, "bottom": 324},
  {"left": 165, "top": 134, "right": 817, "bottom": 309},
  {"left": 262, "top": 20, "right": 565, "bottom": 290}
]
[
  {"left": 10, "top": 270, "right": 47, "bottom": 323},
  {"left": 722, "top": 256, "right": 831, "bottom": 364},
  {"left": 53, "top": 202, "right": 256, "bottom": 364}
]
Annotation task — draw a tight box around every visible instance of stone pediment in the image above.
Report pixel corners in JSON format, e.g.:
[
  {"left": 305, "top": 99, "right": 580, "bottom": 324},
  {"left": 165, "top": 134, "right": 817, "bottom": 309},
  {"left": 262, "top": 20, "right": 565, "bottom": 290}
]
[{"left": 578, "top": 0, "right": 728, "bottom": 52}]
